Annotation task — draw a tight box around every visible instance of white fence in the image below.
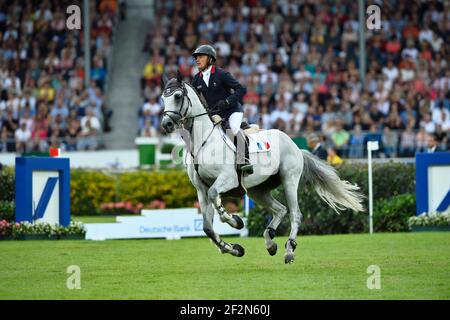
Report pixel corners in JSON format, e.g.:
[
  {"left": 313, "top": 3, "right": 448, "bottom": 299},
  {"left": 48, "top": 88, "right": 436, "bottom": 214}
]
[{"left": 85, "top": 208, "right": 248, "bottom": 240}]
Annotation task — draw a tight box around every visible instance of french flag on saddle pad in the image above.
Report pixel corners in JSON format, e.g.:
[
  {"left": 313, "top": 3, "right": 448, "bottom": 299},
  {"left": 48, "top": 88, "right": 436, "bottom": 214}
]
[{"left": 256, "top": 141, "right": 270, "bottom": 151}]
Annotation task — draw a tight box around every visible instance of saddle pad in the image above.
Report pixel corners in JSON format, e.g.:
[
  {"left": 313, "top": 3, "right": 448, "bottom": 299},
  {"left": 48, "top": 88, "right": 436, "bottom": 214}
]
[
  {"left": 219, "top": 128, "right": 271, "bottom": 154},
  {"left": 247, "top": 130, "right": 271, "bottom": 153}
]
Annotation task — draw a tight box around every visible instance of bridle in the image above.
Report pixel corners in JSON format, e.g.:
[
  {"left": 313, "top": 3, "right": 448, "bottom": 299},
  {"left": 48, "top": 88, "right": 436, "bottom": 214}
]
[
  {"left": 162, "top": 81, "right": 222, "bottom": 165},
  {"left": 162, "top": 82, "right": 209, "bottom": 127}
]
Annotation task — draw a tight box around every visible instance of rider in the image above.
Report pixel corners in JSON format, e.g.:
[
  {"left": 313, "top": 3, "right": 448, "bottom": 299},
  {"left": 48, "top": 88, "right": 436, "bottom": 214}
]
[{"left": 191, "top": 44, "right": 253, "bottom": 175}]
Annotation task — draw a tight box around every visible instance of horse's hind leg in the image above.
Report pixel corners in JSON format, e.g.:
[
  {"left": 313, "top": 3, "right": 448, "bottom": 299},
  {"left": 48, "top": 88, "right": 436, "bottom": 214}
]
[
  {"left": 247, "top": 187, "right": 288, "bottom": 256},
  {"left": 281, "top": 173, "right": 302, "bottom": 264}
]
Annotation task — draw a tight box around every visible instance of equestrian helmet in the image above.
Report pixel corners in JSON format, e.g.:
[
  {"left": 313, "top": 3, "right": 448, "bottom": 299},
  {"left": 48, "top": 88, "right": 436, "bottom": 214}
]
[{"left": 192, "top": 45, "right": 216, "bottom": 62}]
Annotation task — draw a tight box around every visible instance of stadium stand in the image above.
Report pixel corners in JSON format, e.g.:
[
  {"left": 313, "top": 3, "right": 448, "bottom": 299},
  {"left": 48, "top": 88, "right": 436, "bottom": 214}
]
[
  {"left": 0, "top": 0, "right": 116, "bottom": 153},
  {"left": 139, "top": 0, "right": 449, "bottom": 158}
]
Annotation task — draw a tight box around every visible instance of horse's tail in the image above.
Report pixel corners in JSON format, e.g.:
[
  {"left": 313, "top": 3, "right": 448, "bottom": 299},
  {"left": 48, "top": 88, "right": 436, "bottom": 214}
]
[{"left": 300, "top": 149, "right": 365, "bottom": 213}]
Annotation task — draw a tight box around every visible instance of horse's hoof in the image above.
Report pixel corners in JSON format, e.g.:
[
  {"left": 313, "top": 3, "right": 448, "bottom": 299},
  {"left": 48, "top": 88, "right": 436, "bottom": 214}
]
[
  {"left": 232, "top": 243, "right": 245, "bottom": 257},
  {"left": 267, "top": 242, "right": 278, "bottom": 256},
  {"left": 284, "top": 253, "right": 295, "bottom": 264},
  {"left": 232, "top": 215, "right": 244, "bottom": 230}
]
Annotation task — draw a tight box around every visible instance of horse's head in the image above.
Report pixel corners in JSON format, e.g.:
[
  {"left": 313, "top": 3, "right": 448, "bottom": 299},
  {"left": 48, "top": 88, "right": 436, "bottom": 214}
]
[{"left": 160, "top": 71, "right": 191, "bottom": 133}]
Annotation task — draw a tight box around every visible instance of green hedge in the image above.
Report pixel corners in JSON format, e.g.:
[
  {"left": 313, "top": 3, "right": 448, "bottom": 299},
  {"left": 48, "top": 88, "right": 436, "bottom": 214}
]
[
  {"left": 115, "top": 171, "right": 197, "bottom": 209},
  {"left": 70, "top": 169, "right": 117, "bottom": 215},
  {"left": 0, "top": 201, "right": 15, "bottom": 222},
  {"left": 374, "top": 194, "right": 416, "bottom": 232},
  {"left": 248, "top": 162, "right": 416, "bottom": 236},
  {"left": 70, "top": 169, "right": 197, "bottom": 215},
  {"left": 0, "top": 167, "right": 15, "bottom": 202},
  {"left": 0, "top": 168, "right": 16, "bottom": 222}
]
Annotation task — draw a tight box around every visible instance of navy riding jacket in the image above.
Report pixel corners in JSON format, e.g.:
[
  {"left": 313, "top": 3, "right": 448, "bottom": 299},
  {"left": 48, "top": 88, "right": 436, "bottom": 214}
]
[{"left": 191, "top": 66, "right": 247, "bottom": 119}]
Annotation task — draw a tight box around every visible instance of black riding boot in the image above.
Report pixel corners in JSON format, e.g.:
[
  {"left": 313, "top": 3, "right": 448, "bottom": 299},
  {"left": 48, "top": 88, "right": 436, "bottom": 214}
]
[{"left": 235, "top": 130, "right": 253, "bottom": 176}]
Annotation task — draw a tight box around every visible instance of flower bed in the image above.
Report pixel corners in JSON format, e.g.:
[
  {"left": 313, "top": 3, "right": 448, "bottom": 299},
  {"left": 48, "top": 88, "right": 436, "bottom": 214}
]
[
  {"left": 100, "top": 200, "right": 166, "bottom": 214},
  {"left": 408, "top": 210, "right": 450, "bottom": 232},
  {"left": 0, "top": 220, "right": 86, "bottom": 240}
]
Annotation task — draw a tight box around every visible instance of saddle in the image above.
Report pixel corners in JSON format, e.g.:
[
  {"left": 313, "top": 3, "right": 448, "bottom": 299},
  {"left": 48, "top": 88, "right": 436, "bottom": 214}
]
[
  {"left": 219, "top": 119, "right": 252, "bottom": 158},
  {"left": 219, "top": 119, "right": 258, "bottom": 138}
]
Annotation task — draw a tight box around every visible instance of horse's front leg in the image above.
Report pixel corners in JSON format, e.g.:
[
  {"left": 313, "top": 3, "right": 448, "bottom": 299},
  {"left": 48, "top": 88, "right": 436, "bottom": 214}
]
[
  {"left": 202, "top": 201, "right": 245, "bottom": 257},
  {"left": 189, "top": 165, "right": 241, "bottom": 256},
  {"left": 205, "top": 171, "right": 245, "bottom": 256},
  {"left": 208, "top": 171, "right": 244, "bottom": 230},
  {"left": 196, "top": 187, "right": 244, "bottom": 257}
]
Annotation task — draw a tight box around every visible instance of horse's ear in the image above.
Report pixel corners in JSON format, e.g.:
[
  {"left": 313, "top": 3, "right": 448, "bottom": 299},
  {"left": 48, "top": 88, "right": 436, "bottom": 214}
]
[
  {"left": 176, "top": 70, "right": 183, "bottom": 83},
  {"left": 161, "top": 73, "right": 169, "bottom": 87}
]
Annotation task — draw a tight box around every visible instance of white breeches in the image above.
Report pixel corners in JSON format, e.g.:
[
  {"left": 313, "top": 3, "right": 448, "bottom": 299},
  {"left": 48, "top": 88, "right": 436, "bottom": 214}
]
[{"left": 228, "top": 112, "right": 243, "bottom": 135}]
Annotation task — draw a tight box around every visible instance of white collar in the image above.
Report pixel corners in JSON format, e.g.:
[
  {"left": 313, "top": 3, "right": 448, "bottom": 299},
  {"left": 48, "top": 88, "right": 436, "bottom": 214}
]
[
  {"left": 201, "top": 65, "right": 212, "bottom": 77},
  {"left": 201, "top": 65, "right": 213, "bottom": 86}
]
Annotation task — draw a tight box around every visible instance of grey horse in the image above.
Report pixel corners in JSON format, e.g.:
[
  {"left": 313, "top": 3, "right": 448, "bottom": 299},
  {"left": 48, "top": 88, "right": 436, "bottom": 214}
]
[{"left": 160, "top": 73, "right": 364, "bottom": 263}]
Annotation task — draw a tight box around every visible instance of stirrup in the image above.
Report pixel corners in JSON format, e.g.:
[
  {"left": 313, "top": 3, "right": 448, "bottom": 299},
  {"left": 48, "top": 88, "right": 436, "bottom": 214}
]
[{"left": 239, "top": 163, "right": 254, "bottom": 176}]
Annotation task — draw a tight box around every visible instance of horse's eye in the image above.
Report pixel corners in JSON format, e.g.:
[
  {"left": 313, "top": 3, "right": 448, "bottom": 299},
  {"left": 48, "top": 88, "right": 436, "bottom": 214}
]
[{"left": 174, "top": 93, "right": 181, "bottom": 101}]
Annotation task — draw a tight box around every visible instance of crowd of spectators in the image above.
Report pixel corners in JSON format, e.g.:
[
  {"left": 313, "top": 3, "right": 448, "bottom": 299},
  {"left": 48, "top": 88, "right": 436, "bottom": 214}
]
[
  {"left": 139, "top": 0, "right": 449, "bottom": 158},
  {"left": 0, "top": 0, "right": 116, "bottom": 153}
]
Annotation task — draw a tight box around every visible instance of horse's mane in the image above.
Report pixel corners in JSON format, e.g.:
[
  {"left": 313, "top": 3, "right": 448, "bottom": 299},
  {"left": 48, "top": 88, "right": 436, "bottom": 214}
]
[{"left": 184, "top": 82, "right": 209, "bottom": 111}]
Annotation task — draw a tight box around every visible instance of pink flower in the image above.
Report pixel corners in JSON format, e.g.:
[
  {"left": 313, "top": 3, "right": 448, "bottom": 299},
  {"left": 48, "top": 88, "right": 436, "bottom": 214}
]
[
  {"left": 147, "top": 200, "right": 163, "bottom": 209},
  {"left": 125, "top": 202, "right": 133, "bottom": 210},
  {"left": 114, "top": 202, "right": 124, "bottom": 209}
]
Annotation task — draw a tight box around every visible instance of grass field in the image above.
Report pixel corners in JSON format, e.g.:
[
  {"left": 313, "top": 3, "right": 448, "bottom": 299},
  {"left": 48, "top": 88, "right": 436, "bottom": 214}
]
[{"left": 0, "top": 232, "right": 449, "bottom": 299}]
